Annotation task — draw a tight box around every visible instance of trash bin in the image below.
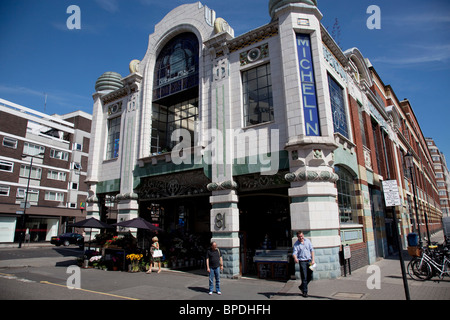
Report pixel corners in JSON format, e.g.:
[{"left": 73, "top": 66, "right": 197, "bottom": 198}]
[{"left": 407, "top": 233, "right": 418, "bottom": 247}]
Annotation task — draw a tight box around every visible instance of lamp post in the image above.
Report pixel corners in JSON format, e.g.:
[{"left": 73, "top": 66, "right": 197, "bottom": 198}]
[
  {"left": 405, "top": 152, "right": 423, "bottom": 247},
  {"left": 18, "top": 152, "right": 44, "bottom": 248}
]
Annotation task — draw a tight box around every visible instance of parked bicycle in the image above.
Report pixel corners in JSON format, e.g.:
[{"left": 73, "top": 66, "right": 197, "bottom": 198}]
[{"left": 407, "top": 244, "right": 450, "bottom": 281}]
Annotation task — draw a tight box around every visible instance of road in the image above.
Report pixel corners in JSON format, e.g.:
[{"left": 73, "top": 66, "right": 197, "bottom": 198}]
[{"left": 0, "top": 246, "right": 286, "bottom": 301}]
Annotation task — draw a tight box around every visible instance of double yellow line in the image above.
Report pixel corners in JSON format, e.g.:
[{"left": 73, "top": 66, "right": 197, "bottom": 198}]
[{"left": 40, "top": 281, "right": 139, "bottom": 300}]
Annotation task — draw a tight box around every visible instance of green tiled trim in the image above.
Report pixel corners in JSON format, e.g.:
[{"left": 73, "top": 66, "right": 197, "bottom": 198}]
[
  {"left": 291, "top": 196, "right": 336, "bottom": 203},
  {"left": 302, "top": 229, "right": 339, "bottom": 237},
  {"left": 97, "top": 179, "right": 121, "bottom": 194},
  {"left": 212, "top": 203, "right": 238, "bottom": 209}
]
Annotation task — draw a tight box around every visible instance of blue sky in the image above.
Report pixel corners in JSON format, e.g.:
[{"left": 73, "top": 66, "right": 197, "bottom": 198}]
[{"left": 0, "top": 0, "right": 449, "bottom": 157}]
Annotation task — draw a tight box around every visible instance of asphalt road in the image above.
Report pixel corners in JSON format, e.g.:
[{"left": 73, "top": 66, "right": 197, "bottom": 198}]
[{"left": 0, "top": 246, "right": 286, "bottom": 302}]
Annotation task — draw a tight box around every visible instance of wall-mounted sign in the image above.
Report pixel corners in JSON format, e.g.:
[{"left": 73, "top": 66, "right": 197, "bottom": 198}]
[{"left": 296, "top": 34, "right": 321, "bottom": 136}]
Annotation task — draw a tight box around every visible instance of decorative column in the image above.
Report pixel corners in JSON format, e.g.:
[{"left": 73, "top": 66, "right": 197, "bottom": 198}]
[
  {"left": 274, "top": 2, "right": 342, "bottom": 279},
  {"left": 205, "top": 28, "right": 240, "bottom": 278}
]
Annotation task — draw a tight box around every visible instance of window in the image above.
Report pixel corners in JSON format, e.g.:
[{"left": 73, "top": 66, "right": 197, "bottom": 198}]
[
  {"left": 2, "top": 137, "right": 17, "bottom": 149},
  {"left": 50, "top": 149, "right": 69, "bottom": 161},
  {"left": 72, "top": 162, "right": 82, "bottom": 171},
  {"left": 45, "top": 191, "right": 64, "bottom": 202},
  {"left": 23, "top": 142, "right": 45, "bottom": 157},
  {"left": 328, "top": 74, "right": 349, "bottom": 138},
  {"left": 151, "top": 98, "right": 198, "bottom": 154},
  {"left": 0, "top": 185, "right": 10, "bottom": 196},
  {"left": 17, "top": 188, "right": 39, "bottom": 202},
  {"left": 20, "top": 165, "right": 42, "bottom": 180},
  {"left": 242, "top": 64, "right": 274, "bottom": 126},
  {"left": 357, "top": 102, "right": 367, "bottom": 147},
  {"left": 69, "top": 182, "right": 78, "bottom": 190},
  {"left": 335, "top": 166, "right": 357, "bottom": 224},
  {"left": 73, "top": 143, "right": 82, "bottom": 151},
  {"left": 47, "top": 170, "right": 67, "bottom": 181},
  {"left": 153, "top": 32, "right": 199, "bottom": 101},
  {"left": 0, "top": 160, "right": 13, "bottom": 172},
  {"left": 106, "top": 117, "right": 121, "bottom": 159}
]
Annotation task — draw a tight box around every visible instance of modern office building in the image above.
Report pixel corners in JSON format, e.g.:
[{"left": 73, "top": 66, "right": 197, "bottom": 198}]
[
  {"left": 85, "top": 0, "right": 442, "bottom": 279},
  {"left": 0, "top": 98, "right": 91, "bottom": 243}
]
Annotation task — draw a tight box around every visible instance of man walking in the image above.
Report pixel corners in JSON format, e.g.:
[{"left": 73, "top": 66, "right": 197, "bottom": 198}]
[
  {"left": 206, "top": 241, "right": 223, "bottom": 295},
  {"left": 292, "top": 231, "right": 315, "bottom": 297}
]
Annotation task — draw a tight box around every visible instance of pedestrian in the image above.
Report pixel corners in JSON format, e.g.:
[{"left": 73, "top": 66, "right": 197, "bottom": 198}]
[
  {"left": 147, "top": 236, "right": 161, "bottom": 274},
  {"left": 292, "top": 231, "right": 315, "bottom": 297},
  {"left": 206, "top": 241, "right": 223, "bottom": 295}
]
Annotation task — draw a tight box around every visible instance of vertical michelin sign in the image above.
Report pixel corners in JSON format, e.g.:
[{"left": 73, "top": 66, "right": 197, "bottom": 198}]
[{"left": 296, "top": 34, "right": 320, "bottom": 136}]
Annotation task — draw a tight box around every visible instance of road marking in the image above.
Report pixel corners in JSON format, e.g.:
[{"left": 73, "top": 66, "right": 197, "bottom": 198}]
[{"left": 40, "top": 281, "right": 139, "bottom": 300}]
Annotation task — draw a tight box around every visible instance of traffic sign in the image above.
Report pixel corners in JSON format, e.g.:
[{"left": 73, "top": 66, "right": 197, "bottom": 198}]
[{"left": 382, "top": 180, "right": 402, "bottom": 207}]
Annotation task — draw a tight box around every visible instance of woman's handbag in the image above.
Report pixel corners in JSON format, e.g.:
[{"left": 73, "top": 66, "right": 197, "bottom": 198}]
[{"left": 152, "top": 249, "right": 163, "bottom": 258}]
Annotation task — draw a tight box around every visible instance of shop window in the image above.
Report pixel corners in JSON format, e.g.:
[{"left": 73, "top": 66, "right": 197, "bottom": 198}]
[
  {"left": 328, "top": 74, "right": 349, "bottom": 138},
  {"left": 335, "top": 166, "right": 357, "bottom": 224},
  {"left": 106, "top": 116, "right": 121, "bottom": 159},
  {"left": 242, "top": 63, "right": 274, "bottom": 126}
]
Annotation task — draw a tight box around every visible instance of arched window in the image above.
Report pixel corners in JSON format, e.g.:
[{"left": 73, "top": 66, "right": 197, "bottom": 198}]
[
  {"left": 151, "top": 33, "right": 199, "bottom": 154},
  {"left": 335, "top": 165, "right": 357, "bottom": 223}
]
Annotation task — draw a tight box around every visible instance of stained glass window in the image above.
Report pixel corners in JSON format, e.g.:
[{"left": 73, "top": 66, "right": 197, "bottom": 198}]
[{"left": 328, "top": 74, "right": 349, "bottom": 138}]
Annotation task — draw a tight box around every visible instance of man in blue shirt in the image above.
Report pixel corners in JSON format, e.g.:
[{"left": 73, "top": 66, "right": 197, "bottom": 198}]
[{"left": 292, "top": 231, "right": 315, "bottom": 297}]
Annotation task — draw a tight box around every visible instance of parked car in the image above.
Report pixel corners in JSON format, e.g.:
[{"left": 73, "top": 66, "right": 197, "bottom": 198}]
[{"left": 51, "top": 233, "right": 84, "bottom": 247}]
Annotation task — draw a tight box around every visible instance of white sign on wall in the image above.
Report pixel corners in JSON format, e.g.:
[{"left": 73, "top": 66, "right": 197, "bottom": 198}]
[{"left": 382, "top": 180, "right": 402, "bottom": 207}]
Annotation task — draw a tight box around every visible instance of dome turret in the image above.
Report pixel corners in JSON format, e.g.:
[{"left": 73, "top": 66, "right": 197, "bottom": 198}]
[
  {"left": 269, "top": 0, "right": 318, "bottom": 19},
  {"left": 95, "top": 71, "right": 123, "bottom": 92}
]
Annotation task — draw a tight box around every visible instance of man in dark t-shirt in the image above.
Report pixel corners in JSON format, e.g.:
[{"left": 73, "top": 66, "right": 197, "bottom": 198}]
[{"left": 206, "top": 241, "right": 223, "bottom": 295}]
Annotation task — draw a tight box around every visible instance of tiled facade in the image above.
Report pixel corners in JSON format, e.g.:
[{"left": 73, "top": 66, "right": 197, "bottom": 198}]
[{"left": 86, "top": 1, "right": 443, "bottom": 279}]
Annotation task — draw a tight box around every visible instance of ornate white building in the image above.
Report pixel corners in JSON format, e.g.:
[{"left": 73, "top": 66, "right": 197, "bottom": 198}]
[{"left": 86, "top": 1, "right": 442, "bottom": 279}]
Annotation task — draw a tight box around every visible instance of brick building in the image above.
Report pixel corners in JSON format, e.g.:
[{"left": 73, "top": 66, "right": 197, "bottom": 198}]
[{"left": 0, "top": 98, "right": 91, "bottom": 243}]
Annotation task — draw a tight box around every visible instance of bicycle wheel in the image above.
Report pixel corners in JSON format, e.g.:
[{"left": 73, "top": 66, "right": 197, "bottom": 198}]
[{"left": 407, "top": 258, "right": 432, "bottom": 281}]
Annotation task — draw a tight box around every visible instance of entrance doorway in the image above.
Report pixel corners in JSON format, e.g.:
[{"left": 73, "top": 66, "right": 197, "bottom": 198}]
[
  {"left": 238, "top": 192, "right": 291, "bottom": 276},
  {"left": 139, "top": 196, "right": 211, "bottom": 269}
]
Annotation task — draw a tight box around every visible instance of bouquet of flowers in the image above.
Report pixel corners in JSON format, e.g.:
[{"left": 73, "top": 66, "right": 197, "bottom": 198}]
[
  {"left": 89, "top": 255, "right": 103, "bottom": 268},
  {"left": 126, "top": 253, "right": 143, "bottom": 272}
]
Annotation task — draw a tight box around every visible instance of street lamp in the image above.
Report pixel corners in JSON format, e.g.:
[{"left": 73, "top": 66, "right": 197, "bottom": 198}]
[
  {"left": 405, "top": 151, "right": 423, "bottom": 247},
  {"left": 18, "top": 152, "right": 44, "bottom": 248}
]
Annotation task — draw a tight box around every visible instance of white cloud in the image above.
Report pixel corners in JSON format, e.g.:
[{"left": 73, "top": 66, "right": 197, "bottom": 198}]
[{"left": 95, "top": 0, "right": 120, "bottom": 13}]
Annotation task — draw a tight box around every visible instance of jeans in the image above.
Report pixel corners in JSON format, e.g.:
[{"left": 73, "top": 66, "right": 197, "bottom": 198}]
[
  {"left": 209, "top": 267, "right": 221, "bottom": 293},
  {"left": 299, "top": 261, "right": 313, "bottom": 294}
]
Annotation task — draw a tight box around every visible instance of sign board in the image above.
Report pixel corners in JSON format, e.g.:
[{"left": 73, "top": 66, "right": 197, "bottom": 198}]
[
  {"left": 296, "top": 34, "right": 321, "bottom": 136},
  {"left": 343, "top": 245, "right": 351, "bottom": 260},
  {"left": 382, "top": 180, "right": 402, "bottom": 207},
  {"left": 20, "top": 201, "right": 31, "bottom": 209}
]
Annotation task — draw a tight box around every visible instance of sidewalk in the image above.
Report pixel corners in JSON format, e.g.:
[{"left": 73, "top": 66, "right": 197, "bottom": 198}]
[{"left": 275, "top": 230, "right": 450, "bottom": 300}]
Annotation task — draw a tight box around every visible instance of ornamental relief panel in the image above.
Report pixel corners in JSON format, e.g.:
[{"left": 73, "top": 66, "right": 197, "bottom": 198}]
[{"left": 139, "top": 170, "right": 210, "bottom": 200}]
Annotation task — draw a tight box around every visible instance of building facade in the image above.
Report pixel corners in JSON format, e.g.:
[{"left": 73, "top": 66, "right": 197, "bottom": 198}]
[
  {"left": 0, "top": 98, "right": 91, "bottom": 243},
  {"left": 86, "top": 1, "right": 442, "bottom": 279},
  {"left": 426, "top": 138, "right": 450, "bottom": 218}
]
